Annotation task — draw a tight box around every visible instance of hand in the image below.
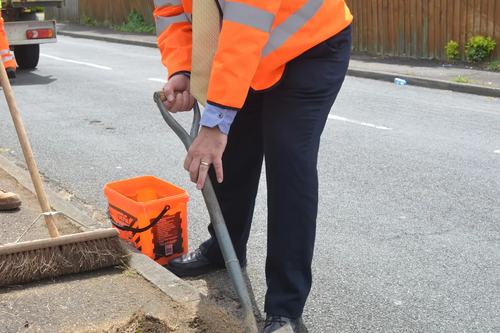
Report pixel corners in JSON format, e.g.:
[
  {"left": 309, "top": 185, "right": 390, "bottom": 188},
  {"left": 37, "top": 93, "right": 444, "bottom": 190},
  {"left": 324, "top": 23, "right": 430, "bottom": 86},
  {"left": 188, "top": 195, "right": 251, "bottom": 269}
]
[
  {"left": 162, "top": 74, "right": 195, "bottom": 113},
  {"left": 184, "top": 126, "right": 227, "bottom": 190}
]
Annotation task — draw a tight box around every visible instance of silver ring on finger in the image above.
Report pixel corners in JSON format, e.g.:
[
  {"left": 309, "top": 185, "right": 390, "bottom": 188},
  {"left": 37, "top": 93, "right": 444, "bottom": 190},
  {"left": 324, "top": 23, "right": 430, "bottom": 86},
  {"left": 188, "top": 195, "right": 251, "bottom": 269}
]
[{"left": 200, "top": 161, "right": 209, "bottom": 167}]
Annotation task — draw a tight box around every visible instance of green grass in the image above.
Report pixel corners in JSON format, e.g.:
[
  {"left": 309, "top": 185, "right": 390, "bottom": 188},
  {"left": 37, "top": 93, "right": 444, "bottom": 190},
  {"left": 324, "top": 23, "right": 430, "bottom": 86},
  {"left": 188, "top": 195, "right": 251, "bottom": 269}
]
[
  {"left": 487, "top": 60, "right": 500, "bottom": 71},
  {"left": 452, "top": 75, "right": 477, "bottom": 84}
]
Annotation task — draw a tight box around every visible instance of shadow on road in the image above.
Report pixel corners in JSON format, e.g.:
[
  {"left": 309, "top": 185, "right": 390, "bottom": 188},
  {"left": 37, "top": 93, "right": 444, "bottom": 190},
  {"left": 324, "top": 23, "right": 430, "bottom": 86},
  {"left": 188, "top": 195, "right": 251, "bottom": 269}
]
[{"left": 9, "top": 69, "right": 57, "bottom": 86}]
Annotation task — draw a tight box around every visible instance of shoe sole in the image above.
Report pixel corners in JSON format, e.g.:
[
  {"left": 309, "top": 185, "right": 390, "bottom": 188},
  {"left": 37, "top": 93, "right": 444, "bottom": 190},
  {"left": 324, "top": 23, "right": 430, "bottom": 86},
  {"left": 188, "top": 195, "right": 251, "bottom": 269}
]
[
  {"left": 166, "top": 263, "right": 219, "bottom": 277},
  {"left": 0, "top": 200, "right": 22, "bottom": 210}
]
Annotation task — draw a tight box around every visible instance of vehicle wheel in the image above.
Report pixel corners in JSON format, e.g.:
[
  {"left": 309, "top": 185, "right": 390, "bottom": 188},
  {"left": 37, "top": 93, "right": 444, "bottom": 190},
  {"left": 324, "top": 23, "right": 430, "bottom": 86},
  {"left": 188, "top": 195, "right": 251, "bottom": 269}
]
[
  {"left": 14, "top": 44, "right": 40, "bottom": 69},
  {"left": 14, "top": 12, "right": 41, "bottom": 69}
]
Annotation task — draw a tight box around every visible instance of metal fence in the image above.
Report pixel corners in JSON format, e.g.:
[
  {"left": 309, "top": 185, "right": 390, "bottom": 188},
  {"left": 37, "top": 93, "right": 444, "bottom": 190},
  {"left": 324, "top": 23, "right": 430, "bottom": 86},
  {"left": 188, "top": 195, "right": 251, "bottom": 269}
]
[{"left": 346, "top": 0, "right": 500, "bottom": 60}]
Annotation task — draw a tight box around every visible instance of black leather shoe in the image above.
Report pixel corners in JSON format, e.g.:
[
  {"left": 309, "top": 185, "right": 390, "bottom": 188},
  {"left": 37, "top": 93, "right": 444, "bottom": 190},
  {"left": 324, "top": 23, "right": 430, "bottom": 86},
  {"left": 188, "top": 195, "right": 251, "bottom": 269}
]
[
  {"left": 6, "top": 67, "right": 16, "bottom": 79},
  {"left": 263, "top": 315, "right": 302, "bottom": 333},
  {"left": 166, "top": 248, "right": 247, "bottom": 277},
  {"left": 166, "top": 248, "right": 216, "bottom": 277}
]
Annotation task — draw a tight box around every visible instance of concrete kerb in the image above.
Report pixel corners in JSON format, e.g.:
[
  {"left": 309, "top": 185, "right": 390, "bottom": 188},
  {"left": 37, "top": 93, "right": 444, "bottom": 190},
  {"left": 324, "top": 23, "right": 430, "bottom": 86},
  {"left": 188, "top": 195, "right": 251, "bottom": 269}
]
[
  {"left": 57, "top": 30, "right": 158, "bottom": 49},
  {"left": 0, "top": 155, "right": 202, "bottom": 304},
  {"left": 348, "top": 68, "right": 500, "bottom": 98}
]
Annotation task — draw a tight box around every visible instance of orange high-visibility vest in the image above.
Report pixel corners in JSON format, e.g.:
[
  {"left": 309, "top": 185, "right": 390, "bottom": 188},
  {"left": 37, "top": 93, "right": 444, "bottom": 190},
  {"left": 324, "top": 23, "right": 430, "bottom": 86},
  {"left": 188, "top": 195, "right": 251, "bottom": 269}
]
[
  {"left": 0, "top": 16, "right": 16, "bottom": 70},
  {"left": 154, "top": 0, "right": 353, "bottom": 110}
]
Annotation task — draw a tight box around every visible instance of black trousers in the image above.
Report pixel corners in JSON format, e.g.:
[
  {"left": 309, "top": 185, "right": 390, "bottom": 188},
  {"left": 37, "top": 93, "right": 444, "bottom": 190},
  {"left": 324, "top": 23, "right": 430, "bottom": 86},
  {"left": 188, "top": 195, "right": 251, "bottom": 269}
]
[{"left": 200, "top": 24, "right": 352, "bottom": 319}]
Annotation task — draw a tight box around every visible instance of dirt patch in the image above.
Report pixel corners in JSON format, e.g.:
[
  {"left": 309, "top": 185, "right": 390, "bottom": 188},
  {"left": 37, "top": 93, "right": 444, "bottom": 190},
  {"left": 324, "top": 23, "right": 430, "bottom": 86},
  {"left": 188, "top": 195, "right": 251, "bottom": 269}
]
[{"left": 77, "top": 310, "right": 173, "bottom": 333}]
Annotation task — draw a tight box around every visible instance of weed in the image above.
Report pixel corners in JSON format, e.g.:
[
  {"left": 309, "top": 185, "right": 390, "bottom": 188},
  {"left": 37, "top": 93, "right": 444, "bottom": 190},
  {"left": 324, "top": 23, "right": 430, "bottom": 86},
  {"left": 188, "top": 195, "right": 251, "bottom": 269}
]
[
  {"left": 112, "top": 9, "right": 156, "bottom": 34},
  {"left": 451, "top": 75, "right": 477, "bottom": 84},
  {"left": 487, "top": 60, "right": 500, "bottom": 71},
  {"left": 406, "top": 69, "right": 415, "bottom": 75},
  {"left": 81, "top": 14, "right": 97, "bottom": 26}
]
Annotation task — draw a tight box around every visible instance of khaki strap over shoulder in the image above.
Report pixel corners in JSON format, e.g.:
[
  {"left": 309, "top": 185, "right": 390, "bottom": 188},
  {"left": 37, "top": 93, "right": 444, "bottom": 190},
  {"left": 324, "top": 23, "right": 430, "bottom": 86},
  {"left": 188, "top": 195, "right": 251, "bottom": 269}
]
[{"left": 190, "top": 0, "right": 221, "bottom": 106}]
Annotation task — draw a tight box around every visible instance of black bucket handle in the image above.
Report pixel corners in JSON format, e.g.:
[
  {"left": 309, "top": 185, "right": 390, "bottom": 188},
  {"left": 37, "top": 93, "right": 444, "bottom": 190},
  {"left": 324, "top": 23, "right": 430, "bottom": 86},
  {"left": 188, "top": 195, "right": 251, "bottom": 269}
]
[{"left": 108, "top": 205, "right": 170, "bottom": 233}]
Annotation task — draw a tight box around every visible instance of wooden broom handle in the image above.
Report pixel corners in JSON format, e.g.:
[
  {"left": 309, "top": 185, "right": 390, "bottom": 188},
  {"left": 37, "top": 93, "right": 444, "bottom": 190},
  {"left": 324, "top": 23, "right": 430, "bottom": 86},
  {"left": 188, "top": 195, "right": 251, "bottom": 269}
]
[{"left": 0, "top": 65, "right": 60, "bottom": 238}]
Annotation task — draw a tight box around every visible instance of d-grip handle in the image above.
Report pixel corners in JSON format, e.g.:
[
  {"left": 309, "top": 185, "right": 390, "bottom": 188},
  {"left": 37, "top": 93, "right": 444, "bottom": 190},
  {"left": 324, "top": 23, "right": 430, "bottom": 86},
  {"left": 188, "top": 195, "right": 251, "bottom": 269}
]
[{"left": 153, "top": 91, "right": 201, "bottom": 150}]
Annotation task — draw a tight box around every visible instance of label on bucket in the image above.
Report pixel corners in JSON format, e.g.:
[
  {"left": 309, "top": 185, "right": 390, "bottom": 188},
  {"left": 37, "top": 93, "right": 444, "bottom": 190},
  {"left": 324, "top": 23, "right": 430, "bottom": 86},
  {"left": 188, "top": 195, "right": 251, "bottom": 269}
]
[
  {"left": 152, "top": 212, "right": 184, "bottom": 260},
  {"left": 109, "top": 205, "right": 141, "bottom": 248}
]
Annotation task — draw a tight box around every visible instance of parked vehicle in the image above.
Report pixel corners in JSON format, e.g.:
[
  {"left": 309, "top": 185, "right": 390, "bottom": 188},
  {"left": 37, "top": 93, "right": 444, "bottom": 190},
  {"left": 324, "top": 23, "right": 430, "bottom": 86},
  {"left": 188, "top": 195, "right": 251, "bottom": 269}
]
[{"left": 1, "top": 0, "right": 62, "bottom": 69}]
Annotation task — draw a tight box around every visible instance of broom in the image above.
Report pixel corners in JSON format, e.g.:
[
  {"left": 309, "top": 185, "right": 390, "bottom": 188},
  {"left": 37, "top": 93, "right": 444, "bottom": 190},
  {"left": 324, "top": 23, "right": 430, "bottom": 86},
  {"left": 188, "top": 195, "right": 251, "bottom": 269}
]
[{"left": 0, "top": 64, "right": 127, "bottom": 286}]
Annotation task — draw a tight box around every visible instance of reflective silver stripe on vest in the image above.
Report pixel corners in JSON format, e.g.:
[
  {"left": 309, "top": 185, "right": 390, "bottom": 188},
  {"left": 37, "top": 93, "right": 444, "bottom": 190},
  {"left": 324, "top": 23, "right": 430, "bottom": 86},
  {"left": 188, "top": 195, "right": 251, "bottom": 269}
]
[
  {"left": 217, "top": 0, "right": 225, "bottom": 11},
  {"left": 0, "top": 50, "right": 10, "bottom": 55},
  {"left": 223, "top": 2, "right": 274, "bottom": 33},
  {"left": 186, "top": 13, "right": 192, "bottom": 24},
  {"left": 155, "top": 13, "right": 189, "bottom": 36},
  {"left": 261, "top": 0, "right": 323, "bottom": 58},
  {"left": 2, "top": 55, "right": 14, "bottom": 62},
  {"left": 154, "top": 0, "right": 182, "bottom": 7}
]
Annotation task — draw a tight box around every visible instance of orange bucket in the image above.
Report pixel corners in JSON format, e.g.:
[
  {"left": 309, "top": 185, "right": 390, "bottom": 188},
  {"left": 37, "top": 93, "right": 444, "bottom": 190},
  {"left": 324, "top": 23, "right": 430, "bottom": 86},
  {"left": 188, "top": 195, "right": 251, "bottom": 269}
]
[{"left": 104, "top": 175, "right": 189, "bottom": 265}]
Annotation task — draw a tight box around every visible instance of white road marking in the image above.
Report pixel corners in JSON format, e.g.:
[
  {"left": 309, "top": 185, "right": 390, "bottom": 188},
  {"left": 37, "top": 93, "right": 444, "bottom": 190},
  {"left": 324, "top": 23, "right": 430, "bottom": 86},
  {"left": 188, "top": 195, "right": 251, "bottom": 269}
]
[
  {"left": 494, "top": 150, "right": 500, "bottom": 154},
  {"left": 40, "top": 54, "right": 112, "bottom": 70},
  {"left": 328, "top": 114, "right": 393, "bottom": 130},
  {"left": 148, "top": 78, "right": 168, "bottom": 83}
]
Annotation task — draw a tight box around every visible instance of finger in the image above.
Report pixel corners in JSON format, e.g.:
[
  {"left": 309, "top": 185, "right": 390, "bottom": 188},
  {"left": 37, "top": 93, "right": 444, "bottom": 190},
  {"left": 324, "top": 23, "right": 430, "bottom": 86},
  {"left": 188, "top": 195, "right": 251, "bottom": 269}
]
[
  {"left": 184, "top": 153, "right": 192, "bottom": 171},
  {"left": 162, "top": 100, "right": 176, "bottom": 112},
  {"left": 212, "top": 159, "right": 224, "bottom": 184},
  {"left": 170, "top": 93, "right": 185, "bottom": 113},
  {"left": 162, "top": 83, "right": 175, "bottom": 103},
  {"left": 188, "top": 95, "right": 195, "bottom": 110},
  {"left": 197, "top": 162, "right": 211, "bottom": 190},
  {"left": 180, "top": 91, "right": 191, "bottom": 111},
  {"left": 162, "top": 86, "right": 177, "bottom": 111},
  {"left": 188, "top": 157, "right": 202, "bottom": 184}
]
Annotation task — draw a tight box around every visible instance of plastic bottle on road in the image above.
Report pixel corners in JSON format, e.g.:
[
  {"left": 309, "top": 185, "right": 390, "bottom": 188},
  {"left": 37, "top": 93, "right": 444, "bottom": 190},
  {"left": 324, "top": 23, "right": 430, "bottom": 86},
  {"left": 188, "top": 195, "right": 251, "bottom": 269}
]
[{"left": 394, "top": 78, "right": 407, "bottom": 85}]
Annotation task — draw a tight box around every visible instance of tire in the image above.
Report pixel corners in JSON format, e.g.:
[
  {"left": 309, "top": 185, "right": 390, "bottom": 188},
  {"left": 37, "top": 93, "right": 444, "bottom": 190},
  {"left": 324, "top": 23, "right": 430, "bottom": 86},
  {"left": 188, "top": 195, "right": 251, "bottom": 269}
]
[
  {"left": 14, "top": 44, "right": 40, "bottom": 69},
  {"left": 14, "top": 12, "right": 40, "bottom": 69}
]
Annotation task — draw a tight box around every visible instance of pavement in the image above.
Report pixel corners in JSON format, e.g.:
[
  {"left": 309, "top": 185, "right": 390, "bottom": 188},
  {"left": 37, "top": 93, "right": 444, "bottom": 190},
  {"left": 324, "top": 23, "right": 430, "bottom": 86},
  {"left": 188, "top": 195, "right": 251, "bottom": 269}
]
[
  {"left": 1, "top": 22, "right": 499, "bottom": 333},
  {"left": 0, "top": 156, "right": 244, "bottom": 333}
]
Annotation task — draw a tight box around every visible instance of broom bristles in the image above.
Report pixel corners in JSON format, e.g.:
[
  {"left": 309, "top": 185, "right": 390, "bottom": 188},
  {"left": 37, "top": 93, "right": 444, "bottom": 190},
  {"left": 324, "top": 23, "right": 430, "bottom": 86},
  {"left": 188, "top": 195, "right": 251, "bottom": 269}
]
[{"left": 0, "top": 233, "right": 128, "bottom": 286}]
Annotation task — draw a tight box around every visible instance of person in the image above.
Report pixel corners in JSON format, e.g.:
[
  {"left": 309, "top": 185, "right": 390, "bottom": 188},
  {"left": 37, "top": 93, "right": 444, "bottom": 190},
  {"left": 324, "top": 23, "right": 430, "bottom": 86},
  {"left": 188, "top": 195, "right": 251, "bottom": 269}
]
[
  {"left": 0, "top": 1, "right": 16, "bottom": 79},
  {"left": 154, "top": 1, "right": 353, "bottom": 332},
  {"left": 0, "top": 186, "right": 21, "bottom": 210}
]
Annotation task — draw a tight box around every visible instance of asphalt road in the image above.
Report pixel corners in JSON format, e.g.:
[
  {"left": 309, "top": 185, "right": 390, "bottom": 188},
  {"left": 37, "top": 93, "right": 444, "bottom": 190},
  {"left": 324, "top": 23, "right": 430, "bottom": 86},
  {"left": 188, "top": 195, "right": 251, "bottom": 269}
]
[{"left": 1, "top": 36, "right": 499, "bottom": 333}]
